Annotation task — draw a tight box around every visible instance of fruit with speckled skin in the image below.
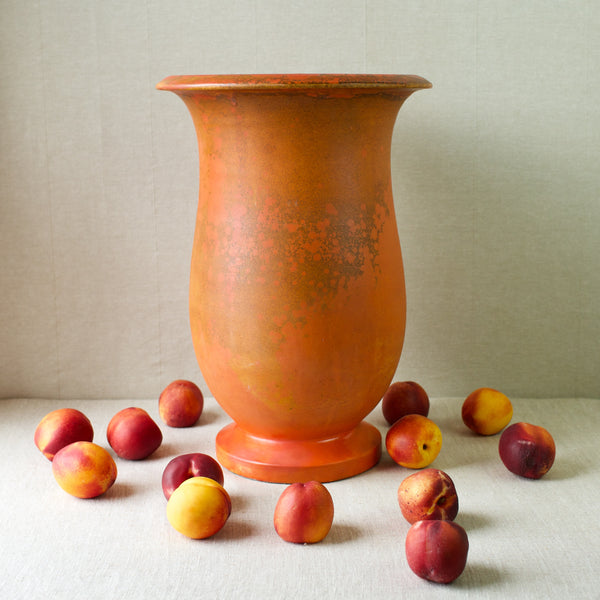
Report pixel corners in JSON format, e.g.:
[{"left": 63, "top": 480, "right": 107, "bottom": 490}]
[
  {"left": 382, "top": 381, "right": 430, "bottom": 425},
  {"left": 499, "top": 422, "right": 555, "bottom": 479},
  {"left": 462, "top": 387, "right": 513, "bottom": 435},
  {"left": 273, "top": 481, "right": 334, "bottom": 544},
  {"left": 52, "top": 441, "right": 117, "bottom": 498},
  {"left": 159, "top": 380, "right": 204, "bottom": 428},
  {"left": 166, "top": 476, "right": 231, "bottom": 539},
  {"left": 398, "top": 468, "right": 459, "bottom": 524},
  {"left": 34, "top": 408, "right": 94, "bottom": 461},
  {"left": 107, "top": 407, "right": 162, "bottom": 460},
  {"left": 385, "top": 414, "right": 442, "bottom": 469},
  {"left": 405, "top": 520, "right": 469, "bottom": 584},
  {"left": 162, "top": 453, "right": 224, "bottom": 500}
]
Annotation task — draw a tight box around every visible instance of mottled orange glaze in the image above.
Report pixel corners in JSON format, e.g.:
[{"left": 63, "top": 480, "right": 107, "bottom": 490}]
[{"left": 157, "top": 74, "right": 431, "bottom": 482}]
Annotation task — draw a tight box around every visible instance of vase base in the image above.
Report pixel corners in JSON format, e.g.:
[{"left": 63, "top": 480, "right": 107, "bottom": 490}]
[{"left": 215, "top": 421, "right": 382, "bottom": 483}]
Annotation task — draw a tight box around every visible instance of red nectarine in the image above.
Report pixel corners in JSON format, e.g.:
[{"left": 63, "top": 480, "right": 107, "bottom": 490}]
[
  {"left": 159, "top": 380, "right": 204, "bottom": 428},
  {"left": 34, "top": 408, "right": 94, "bottom": 461},
  {"left": 273, "top": 481, "right": 334, "bottom": 544},
  {"left": 382, "top": 381, "right": 429, "bottom": 425},
  {"left": 405, "top": 520, "right": 469, "bottom": 584},
  {"left": 398, "top": 468, "right": 459, "bottom": 524},
  {"left": 106, "top": 407, "right": 162, "bottom": 460},
  {"left": 162, "top": 453, "right": 224, "bottom": 500},
  {"left": 499, "top": 422, "right": 555, "bottom": 479}
]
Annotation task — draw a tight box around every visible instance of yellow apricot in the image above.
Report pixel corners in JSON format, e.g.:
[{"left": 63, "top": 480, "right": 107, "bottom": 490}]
[
  {"left": 166, "top": 476, "right": 231, "bottom": 539},
  {"left": 462, "top": 387, "right": 513, "bottom": 435}
]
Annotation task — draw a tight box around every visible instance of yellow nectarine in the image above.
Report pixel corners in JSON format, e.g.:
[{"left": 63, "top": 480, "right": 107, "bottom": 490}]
[
  {"left": 462, "top": 387, "right": 513, "bottom": 435},
  {"left": 166, "top": 476, "right": 231, "bottom": 539},
  {"left": 385, "top": 414, "right": 442, "bottom": 469},
  {"left": 52, "top": 441, "right": 117, "bottom": 498}
]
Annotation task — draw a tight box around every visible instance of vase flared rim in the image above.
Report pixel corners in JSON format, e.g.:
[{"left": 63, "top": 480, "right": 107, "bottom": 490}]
[{"left": 156, "top": 73, "right": 432, "bottom": 93}]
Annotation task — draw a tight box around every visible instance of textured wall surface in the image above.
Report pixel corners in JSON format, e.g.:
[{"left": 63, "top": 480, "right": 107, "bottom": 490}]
[{"left": 1, "top": 1, "right": 598, "bottom": 399}]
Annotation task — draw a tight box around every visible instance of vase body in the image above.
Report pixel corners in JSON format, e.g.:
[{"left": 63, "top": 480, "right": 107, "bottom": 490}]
[{"left": 157, "top": 74, "right": 431, "bottom": 482}]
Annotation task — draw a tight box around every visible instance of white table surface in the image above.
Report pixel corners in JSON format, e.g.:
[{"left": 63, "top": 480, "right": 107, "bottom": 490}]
[{"left": 1, "top": 396, "right": 598, "bottom": 600}]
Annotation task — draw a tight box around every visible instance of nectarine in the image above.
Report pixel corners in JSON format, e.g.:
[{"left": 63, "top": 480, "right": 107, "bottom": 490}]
[
  {"left": 385, "top": 414, "right": 442, "bottom": 469},
  {"left": 107, "top": 407, "right": 162, "bottom": 460},
  {"left": 462, "top": 387, "right": 513, "bottom": 435},
  {"left": 162, "top": 453, "right": 224, "bottom": 500},
  {"left": 166, "top": 476, "right": 231, "bottom": 539},
  {"left": 405, "top": 520, "right": 469, "bottom": 584},
  {"left": 159, "top": 380, "right": 204, "bottom": 428},
  {"left": 273, "top": 481, "right": 334, "bottom": 544},
  {"left": 382, "top": 381, "right": 429, "bottom": 425},
  {"left": 34, "top": 408, "right": 94, "bottom": 461},
  {"left": 499, "top": 422, "right": 555, "bottom": 479},
  {"left": 398, "top": 468, "right": 458, "bottom": 524},
  {"left": 52, "top": 441, "right": 117, "bottom": 498}
]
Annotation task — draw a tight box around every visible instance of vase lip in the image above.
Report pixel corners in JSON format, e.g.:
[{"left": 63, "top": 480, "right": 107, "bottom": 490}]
[{"left": 156, "top": 73, "right": 432, "bottom": 93}]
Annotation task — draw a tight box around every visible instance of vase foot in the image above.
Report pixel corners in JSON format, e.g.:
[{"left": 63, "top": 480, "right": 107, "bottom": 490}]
[{"left": 215, "top": 421, "right": 382, "bottom": 483}]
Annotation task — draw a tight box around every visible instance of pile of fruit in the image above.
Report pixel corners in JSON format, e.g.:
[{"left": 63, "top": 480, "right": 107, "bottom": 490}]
[
  {"left": 33, "top": 379, "right": 555, "bottom": 585},
  {"left": 382, "top": 382, "right": 555, "bottom": 583}
]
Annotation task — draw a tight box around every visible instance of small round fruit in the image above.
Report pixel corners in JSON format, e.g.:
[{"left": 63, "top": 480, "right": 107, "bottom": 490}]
[
  {"left": 382, "top": 381, "right": 430, "bottom": 425},
  {"left": 159, "top": 380, "right": 204, "bottom": 428},
  {"left": 162, "top": 453, "right": 224, "bottom": 500},
  {"left": 166, "top": 476, "right": 232, "bottom": 539},
  {"left": 274, "top": 481, "right": 334, "bottom": 544},
  {"left": 52, "top": 441, "right": 117, "bottom": 498},
  {"left": 398, "top": 468, "right": 459, "bottom": 524},
  {"left": 34, "top": 408, "right": 94, "bottom": 461},
  {"left": 499, "top": 422, "right": 556, "bottom": 479},
  {"left": 385, "top": 414, "right": 442, "bottom": 469},
  {"left": 462, "top": 387, "right": 513, "bottom": 435},
  {"left": 405, "top": 520, "right": 469, "bottom": 584},
  {"left": 106, "top": 407, "right": 163, "bottom": 460}
]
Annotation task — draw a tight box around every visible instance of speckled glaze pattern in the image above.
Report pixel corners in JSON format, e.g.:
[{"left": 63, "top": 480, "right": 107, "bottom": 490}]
[{"left": 157, "top": 74, "right": 431, "bottom": 482}]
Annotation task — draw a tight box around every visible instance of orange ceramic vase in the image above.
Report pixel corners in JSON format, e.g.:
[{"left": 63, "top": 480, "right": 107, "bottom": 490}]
[{"left": 157, "top": 74, "right": 431, "bottom": 482}]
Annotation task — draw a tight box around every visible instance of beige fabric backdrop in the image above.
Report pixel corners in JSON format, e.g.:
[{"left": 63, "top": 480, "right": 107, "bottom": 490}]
[{"left": 1, "top": 1, "right": 598, "bottom": 400}]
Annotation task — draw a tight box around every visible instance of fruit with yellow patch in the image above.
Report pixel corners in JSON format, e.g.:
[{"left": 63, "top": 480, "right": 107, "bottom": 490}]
[
  {"left": 52, "top": 441, "right": 117, "bottom": 498},
  {"left": 462, "top": 387, "right": 513, "bottom": 435},
  {"left": 385, "top": 414, "right": 442, "bottom": 469},
  {"left": 166, "top": 476, "right": 232, "bottom": 539}
]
